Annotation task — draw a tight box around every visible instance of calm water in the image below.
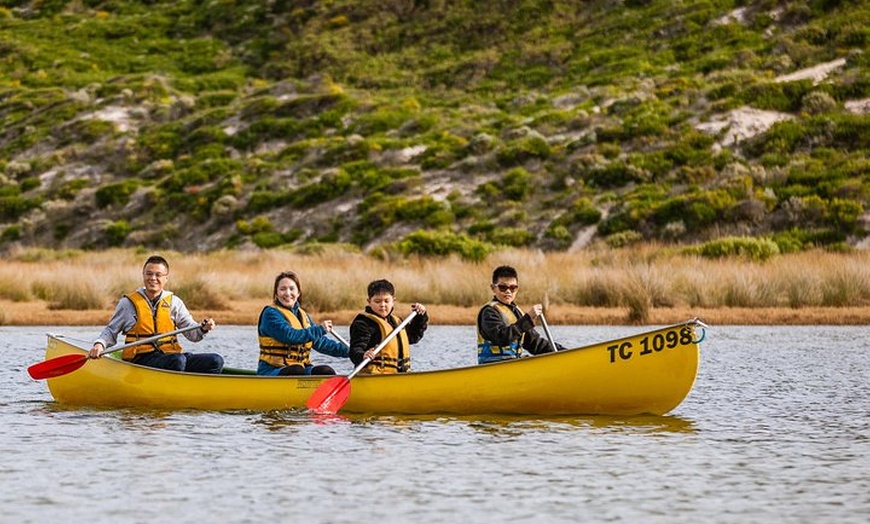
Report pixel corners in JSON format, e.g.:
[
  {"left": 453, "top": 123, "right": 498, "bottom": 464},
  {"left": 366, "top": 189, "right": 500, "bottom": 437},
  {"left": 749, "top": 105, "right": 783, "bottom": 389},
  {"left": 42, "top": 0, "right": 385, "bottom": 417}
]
[{"left": 1, "top": 324, "right": 868, "bottom": 523}]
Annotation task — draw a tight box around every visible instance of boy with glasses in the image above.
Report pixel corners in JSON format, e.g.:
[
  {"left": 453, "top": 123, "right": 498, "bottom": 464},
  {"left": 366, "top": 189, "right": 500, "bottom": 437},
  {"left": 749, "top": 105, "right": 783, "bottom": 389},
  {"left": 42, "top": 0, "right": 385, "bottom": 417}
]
[{"left": 477, "top": 265, "right": 557, "bottom": 364}]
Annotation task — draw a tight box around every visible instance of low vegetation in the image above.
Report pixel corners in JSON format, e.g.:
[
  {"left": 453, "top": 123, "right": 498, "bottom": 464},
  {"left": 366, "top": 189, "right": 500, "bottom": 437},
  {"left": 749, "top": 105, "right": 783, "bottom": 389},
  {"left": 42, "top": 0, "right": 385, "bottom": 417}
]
[{"left": 0, "top": 1, "right": 867, "bottom": 256}]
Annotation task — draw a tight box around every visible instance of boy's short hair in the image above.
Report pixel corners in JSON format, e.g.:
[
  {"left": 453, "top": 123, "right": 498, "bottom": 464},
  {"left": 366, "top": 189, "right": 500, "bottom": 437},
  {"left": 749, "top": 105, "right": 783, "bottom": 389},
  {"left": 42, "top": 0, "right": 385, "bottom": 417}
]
[
  {"left": 367, "top": 279, "right": 395, "bottom": 298},
  {"left": 491, "top": 265, "right": 518, "bottom": 284},
  {"left": 144, "top": 255, "right": 170, "bottom": 272}
]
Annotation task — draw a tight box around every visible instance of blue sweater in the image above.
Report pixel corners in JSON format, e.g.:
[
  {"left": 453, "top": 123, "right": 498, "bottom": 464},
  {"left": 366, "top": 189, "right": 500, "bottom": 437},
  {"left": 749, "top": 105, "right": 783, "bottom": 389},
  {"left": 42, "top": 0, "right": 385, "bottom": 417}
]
[{"left": 259, "top": 304, "right": 348, "bottom": 358}]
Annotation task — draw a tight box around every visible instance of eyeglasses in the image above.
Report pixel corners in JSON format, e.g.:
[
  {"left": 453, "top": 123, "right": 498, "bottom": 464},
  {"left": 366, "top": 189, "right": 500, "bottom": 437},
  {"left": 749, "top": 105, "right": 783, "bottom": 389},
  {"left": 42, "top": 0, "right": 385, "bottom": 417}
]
[
  {"left": 495, "top": 284, "right": 519, "bottom": 293},
  {"left": 144, "top": 272, "right": 167, "bottom": 279}
]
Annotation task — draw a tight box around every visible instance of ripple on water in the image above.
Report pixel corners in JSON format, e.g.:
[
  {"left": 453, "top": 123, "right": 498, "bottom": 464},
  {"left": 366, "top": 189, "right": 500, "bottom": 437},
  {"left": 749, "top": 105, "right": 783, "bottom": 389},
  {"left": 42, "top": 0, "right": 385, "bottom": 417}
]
[{"left": 1, "top": 325, "right": 868, "bottom": 523}]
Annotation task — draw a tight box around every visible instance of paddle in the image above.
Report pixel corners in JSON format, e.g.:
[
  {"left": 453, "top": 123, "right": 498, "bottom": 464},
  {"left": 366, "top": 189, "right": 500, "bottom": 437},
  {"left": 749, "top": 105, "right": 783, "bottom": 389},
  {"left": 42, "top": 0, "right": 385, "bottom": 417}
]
[
  {"left": 330, "top": 330, "right": 350, "bottom": 348},
  {"left": 28, "top": 324, "right": 202, "bottom": 380},
  {"left": 307, "top": 311, "right": 418, "bottom": 414},
  {"left": 539, "top": 313, "right": 558, "bottom": 352}
]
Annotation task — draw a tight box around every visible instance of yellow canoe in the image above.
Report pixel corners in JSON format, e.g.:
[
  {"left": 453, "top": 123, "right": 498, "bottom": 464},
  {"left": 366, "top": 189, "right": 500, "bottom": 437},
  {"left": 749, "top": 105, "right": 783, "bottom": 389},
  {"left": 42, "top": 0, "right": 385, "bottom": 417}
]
[{"left": 43, "top": 319, "right": 705, "bottom": 416}]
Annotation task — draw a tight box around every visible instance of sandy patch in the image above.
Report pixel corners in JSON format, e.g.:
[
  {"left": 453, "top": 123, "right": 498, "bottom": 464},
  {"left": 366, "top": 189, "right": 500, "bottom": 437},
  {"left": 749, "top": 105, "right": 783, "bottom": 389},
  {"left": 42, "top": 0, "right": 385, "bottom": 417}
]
[
  {"left": 81, "top": 105, "right": 136, "bottom": 132},
  {"left": 845, "top": 98, "right": 870, "bottom": 115},
  {"left": 696, "top": 106, "right": 794, "bottom": 147},
  {"left": 714, "top": 7, "right": 748, "bottom": 25},
  {"left": 775, "top": 58, "right": 846, "bottom": 85}
]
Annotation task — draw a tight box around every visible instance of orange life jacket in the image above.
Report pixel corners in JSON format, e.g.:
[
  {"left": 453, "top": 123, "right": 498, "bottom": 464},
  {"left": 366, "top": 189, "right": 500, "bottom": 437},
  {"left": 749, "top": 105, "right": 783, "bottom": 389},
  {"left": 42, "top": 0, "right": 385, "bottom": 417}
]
[{"left": 122, "top": 291, "right": 182, "bottom": 360}]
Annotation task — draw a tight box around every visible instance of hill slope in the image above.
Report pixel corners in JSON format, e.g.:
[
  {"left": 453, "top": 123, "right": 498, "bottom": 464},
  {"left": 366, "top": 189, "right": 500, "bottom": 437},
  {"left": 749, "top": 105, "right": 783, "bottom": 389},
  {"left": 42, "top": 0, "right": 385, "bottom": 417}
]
[{"left": 0, "top": 0, "right": 868, "bottom": 257}]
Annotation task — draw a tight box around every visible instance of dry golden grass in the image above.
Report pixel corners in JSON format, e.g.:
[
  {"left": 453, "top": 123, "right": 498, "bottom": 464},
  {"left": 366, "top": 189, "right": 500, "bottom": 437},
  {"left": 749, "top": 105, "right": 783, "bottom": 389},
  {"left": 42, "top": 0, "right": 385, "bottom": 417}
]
[{"left": 1, "top": 246, "right": 869, "bottom": 325}]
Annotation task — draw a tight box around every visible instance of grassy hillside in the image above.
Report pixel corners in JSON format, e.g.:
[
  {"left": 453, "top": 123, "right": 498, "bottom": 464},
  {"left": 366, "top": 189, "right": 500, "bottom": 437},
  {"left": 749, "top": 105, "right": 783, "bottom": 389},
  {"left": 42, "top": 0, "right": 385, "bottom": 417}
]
[{"left": 0, "top": 0, "right": 867, "bottom": 258}]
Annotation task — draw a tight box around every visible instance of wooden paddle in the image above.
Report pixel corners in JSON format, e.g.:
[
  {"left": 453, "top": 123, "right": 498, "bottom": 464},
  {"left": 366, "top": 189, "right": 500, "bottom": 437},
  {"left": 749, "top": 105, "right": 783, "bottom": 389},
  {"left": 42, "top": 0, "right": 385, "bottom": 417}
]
[
  {"left": 28, "top": 324, "right": 202, "bottom": 380},
  {"left": 307, "top": 311, "right": 418, "bottom": 414},
  {"left": 540, "top": 313, "right": 558, "bottom": 352}
]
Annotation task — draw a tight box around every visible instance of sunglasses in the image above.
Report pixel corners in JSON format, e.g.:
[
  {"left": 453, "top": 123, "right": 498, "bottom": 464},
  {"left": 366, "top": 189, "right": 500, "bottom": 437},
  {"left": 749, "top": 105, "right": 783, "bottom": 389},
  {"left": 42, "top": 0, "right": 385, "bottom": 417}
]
[{"left": 494, "top": 284, "right": 519, "bottom": 293}]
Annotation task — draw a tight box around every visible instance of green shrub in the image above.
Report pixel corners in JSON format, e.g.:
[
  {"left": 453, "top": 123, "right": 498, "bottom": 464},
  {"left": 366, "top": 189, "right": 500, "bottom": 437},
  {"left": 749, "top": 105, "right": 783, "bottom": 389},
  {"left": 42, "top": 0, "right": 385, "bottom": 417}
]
[
  {"left": 246, "top": 189, "right": 292, "bottom": 213},
  {"left": 544, "top": 223, "right": 572, "bottom": 249},
  {"left": 828, "top": 198, "right": 863, "bottom": 231},
  {"left": 104, "top": 220, "right": 131, "bottom": 247},
  {"left": 740, "top": 80, "right": 814, "bottom": 112},
  {"left": 240, "top": 96, "right": 281, "bottom": 120},
  {"left": 252, "top": 231, "right": 286, "bottom": 249},
  {"left": 801, "top": 91, "right": 838, "bottom": 114},
  {"left": 196, "top": 90, "right": 238, "bottom": 109},
  {"left": 177, "top": 37, "right": 230, "bottom": 74},
  {"left": 476, "top": 167, "right": 537, "bottom": 202},
  {"left": 290, "top": 170, "right": 353, "bottom": 208},
  {"left": 746, "top": 114, "right": 870, "bottom": 157},
  {"left": 496, "top": 136, "right": 551, "bottom": 166},
  {"left": 665, "top": 131, "right": 715, "bottom": 167},
  {"left": 684, "top": 236, "right": 781, "bottom": 261},
  {"left": 351, "top": 163, "right": 419, "bottom": 192},
  {"left": 584, "top": 161, "right": 647, "bottom": 188},
  {"left": 11, "top": 171, "right": 36, "bottom": 187},
  {"left": 95, "top": 180, "right": 140, "bottom": 209},
  {"left": 605, "top": 230, "right": 643, "bottom": 248},
  {"left": 652, "top": 190, "right": 736, "bottom": 231},
  {"left": 274, "top": 93, "right": 352, "bottom": 119},
  {"left": 397, "top": 230, "right": 494, "bottom": 262},
  {"left": 1, "top": 225, "right": 21, "bottom": 242},
  {"left": 357, "top": 195, "right": 451, "bottom": 237},
  {"left": 138, "top": 123, "right": 184, "bottom": 160},
  {"left": 488, "top": 227, "right": 536, "bottom": 247},
  {"left": 501, "top": 167, "right": 534, "bottom": 201},
  {"left": 48, "top": 179, "right": 90, "bottom": 200},
  {"left": 348, "top": 104, "right": 416, "bottom": 135},
  {"left": 0, "top": 195, "right": 41, "bottom": 220},
  {"left": 0, "top": 185, "right": 20, "bottom": 197},
  {"left": 236, "top": 216, "right": 274, "bottom": 235},
  {"left": 771, "top": 229, "right": 809, "bottom": 253},
  {"left": 567, "top": 197, "right": 602, "bottom": 226}
]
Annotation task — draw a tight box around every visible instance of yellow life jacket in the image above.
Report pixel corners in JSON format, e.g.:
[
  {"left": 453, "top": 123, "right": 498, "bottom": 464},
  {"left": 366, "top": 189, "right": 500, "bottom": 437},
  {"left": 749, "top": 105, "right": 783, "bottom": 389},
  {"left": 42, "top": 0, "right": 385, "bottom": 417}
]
[
  {"left": 477, "top": 299, "right": 524, "bottom": 363},
  {"left": 258, "top": 305, "right": 314, "bottom": 367},
  {"left": 359, "top": 312, "right": 411, "bottom": 375},
  {"left": 123, "top": 291, "right": 182, "bottom": 361}
]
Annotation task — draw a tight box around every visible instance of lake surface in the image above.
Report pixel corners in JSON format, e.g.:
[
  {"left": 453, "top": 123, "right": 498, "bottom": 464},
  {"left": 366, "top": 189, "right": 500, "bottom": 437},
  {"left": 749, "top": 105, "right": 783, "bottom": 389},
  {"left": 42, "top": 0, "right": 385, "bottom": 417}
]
[{"left": 2, "top": 324, "right": 868, "bottom": 523}]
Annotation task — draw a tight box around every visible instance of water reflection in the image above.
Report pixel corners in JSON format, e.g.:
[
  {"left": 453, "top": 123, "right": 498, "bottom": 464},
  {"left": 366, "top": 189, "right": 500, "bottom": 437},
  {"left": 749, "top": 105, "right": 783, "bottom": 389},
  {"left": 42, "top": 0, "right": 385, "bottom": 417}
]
[
  {"left": 374, "top": 413, "right": 698, "bottom": 435},
  {"left": 245, "top": 408, "right": 697, "bottom": 435}
]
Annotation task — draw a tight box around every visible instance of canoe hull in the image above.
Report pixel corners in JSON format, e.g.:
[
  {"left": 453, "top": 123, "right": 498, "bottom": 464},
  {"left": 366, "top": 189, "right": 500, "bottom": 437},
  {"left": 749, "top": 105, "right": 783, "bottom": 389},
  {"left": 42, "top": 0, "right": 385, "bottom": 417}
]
[{"left": 44, "top": 321, "right": 703, "bottom": 416}]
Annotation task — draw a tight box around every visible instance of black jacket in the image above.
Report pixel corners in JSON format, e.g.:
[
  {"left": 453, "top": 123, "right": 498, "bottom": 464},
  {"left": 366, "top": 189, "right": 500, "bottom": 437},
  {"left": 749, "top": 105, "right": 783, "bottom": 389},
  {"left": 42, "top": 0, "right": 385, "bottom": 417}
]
[
  {"left": 349, "top": 306, "right": 429, "bottom": 366},
  {"left": 477, "top": 298, "right": 556, "bottom": 356}
]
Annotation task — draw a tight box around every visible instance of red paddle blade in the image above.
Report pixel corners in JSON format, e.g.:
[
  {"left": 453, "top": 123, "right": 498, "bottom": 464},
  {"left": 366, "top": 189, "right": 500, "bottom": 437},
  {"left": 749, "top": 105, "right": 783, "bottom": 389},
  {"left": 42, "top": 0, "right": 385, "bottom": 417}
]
[
  {"left": 27, "top": 354, "right": 88, "bottom": 380},
  {"left": 306, "top": 376, "right": 351, "bottom": 414}
]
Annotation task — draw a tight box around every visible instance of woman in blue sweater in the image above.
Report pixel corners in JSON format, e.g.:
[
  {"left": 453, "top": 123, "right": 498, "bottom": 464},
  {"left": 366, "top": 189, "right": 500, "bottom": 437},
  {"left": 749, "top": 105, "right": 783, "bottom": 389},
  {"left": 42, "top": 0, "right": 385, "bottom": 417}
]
[{"left": 256, "top": 271, "right": 349, "bottom": 376}]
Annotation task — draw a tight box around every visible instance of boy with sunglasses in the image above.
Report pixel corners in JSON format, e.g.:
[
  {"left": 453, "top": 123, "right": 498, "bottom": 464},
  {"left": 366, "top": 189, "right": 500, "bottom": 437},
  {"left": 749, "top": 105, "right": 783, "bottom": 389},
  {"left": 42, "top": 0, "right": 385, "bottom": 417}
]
[{"left": 477, "top": 265, "right": 557, "bottom": 364}]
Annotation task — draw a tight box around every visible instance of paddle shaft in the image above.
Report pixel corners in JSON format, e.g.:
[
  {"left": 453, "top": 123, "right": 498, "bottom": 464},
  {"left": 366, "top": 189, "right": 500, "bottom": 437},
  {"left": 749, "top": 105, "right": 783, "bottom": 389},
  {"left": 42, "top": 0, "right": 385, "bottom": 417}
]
[
  {"left": 330, "top": 330, "right": 350, "bottom": 349},
  {"left": 347, "top": 310, "right": 418, "bottom": 380},
  {"left": 540, "top": 313, "right": 558, "bottom": 352},
  {"left": 95, "top": 324, "right": 203, "bottom": 357}
]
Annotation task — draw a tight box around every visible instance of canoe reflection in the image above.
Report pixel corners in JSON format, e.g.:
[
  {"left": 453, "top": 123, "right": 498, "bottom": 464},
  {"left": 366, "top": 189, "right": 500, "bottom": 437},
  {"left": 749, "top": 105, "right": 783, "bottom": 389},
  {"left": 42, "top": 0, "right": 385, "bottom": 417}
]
[{"left": 250, "top": 409, "right": 696, "bottom": 434}]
